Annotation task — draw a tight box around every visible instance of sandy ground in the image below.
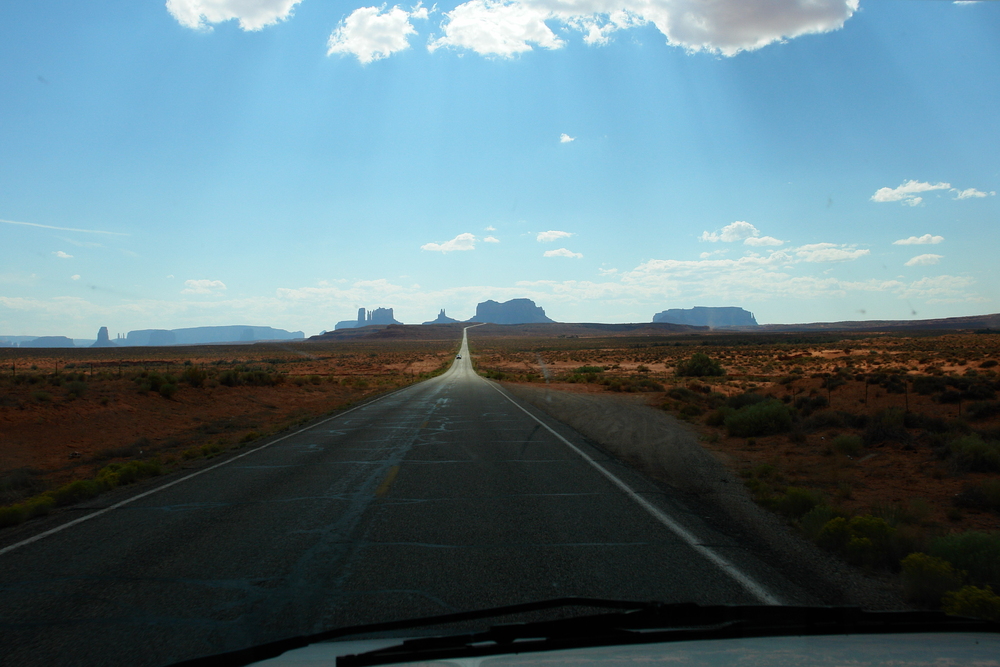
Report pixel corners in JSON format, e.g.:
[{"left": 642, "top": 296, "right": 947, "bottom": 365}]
[{"left": 503, "top": 381, "right": 907, "bottom": 609}]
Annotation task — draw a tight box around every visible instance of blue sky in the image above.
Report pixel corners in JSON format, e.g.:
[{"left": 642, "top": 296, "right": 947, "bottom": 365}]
[{"left": 1, "top": 0, "right": 998, "bottom": 338}]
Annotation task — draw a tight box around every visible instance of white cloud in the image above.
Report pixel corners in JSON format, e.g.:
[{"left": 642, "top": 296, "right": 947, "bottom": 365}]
[
  {"left": 182, "top": 279, "right": 227, "bottom": 295},
  {"left": 544, "top": 248, "right": 583, "bottom": 258},
  {"left": 484, "top": 235, "right": 500, "bottom": 243},
  {"left": 871, "top": 180, "right": 951, "bottom": 206},
  {"left": 421, "top": 232, "right": 477, "bottom": 252},
  {"left": 485, "top": 225, "right": 496, "bottom": 231},
  {"left": 430, "top": 0, "right": 857, "bottom": 58},
  {"left": 598, "top": 267, "right": 618, "bottom": 275},
  {"left": 71, "top": 275, "right": 80, "bottom": 281},
  {"left": 429, "top": 0, "right": 565, "bottom": 56},
  {"left": 744, "top": 235, "right": 784, "bottom": 247},
  {"left": 327, "top": 4, "right": 429, "bottom": 64},
  {"left": 953, "top": 187, "right": 995, "bottom": 199},
  {"left": 560, "top": 133, "right": 575, "bottom": 143},
  {"left": 537, "top": 230, "right": 573, "bottom": 242},
  {"left": 893, "top": 234, "right": 944, "bottom": 246},
  {"left": 166, "top": 0, "right": 301, "bottom": 31},
  {"left": 905, "top": 254, "right": 943, "bottom": 267},
  {"left": 700, "top": 221, "right": 783, "bottom": 246},
  {"left": 53, "top": 251, "right": 73, "bottom": 259},
  {"left": 794, "top": 243, "right": 869, "bottom": 263}
]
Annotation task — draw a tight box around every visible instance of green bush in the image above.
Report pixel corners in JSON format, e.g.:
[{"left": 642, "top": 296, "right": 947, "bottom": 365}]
[
  {"left": 772, "top": 487, "right": 824, "bottom": 520},
  {"left": 181, "top": 366, "right": 207, "bottom": 388},
  {"left": 942, "top": 585, "right": 1000, "bottom": 622},
  {"left": 47, "top": 479, "right": 108, "bottom": 507},
  {"left": 575, "top": 366, "right": 604, "bottom": 374},
  {"left": 948, "top": 435, "right": 1000, "bottom": 473},
  {"left": 815, "top": 514, "right": 898, "bottom": 568},
  {"left": 928, "top": 532, "right": 1000, "bottom": 588},
  {"left": 675, "top": 353, "right": 725, "bottom": 377},
  {"left": 833, "top": 434, "right": 864, "bottom": 457},
  {"left": 727, "top": 392, "right": 767, "bottom": 410},
  {"left": 953, "top": 479, "right": 1000, "bottom": 513},
  {"left": 816, "top": 516, "right": 851, "bottom": 552},
  {"left": 158, "top": 383, "right": 177, "bottom": 399},
  {"left": 901, "top": 553, "right": 965, "bottom": 605},
  {"left": 864, "top": 408, "right": 909, "bottom": 446},
  {"left": 725, "top": 400, "right": 792, "bottom": 437},
  {"left": 65, "top": 381, "right": 87, "bottom": 399},
  {"left": 97, "top": 460, "right": 161, "bottom": 487},
  {"left": 800, "top": 505, "right": 846, "bottom": 541},
  {"left": 31, "top": 390, "right": 52, "bottom": 403}
]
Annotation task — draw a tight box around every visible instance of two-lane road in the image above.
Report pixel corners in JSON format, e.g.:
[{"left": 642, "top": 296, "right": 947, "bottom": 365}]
[{"left": 0, "top": 327, "right": 813, "bottom": 666}]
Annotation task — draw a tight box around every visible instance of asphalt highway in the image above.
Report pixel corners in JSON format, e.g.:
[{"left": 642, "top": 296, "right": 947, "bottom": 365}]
[{"left": 0, "top": 327, "right": 816, "bottom": 666}]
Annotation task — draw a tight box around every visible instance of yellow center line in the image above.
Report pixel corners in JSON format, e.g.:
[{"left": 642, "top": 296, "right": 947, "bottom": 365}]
[{"left": 375, "top": 465, "right": 400, "bottom": 497}]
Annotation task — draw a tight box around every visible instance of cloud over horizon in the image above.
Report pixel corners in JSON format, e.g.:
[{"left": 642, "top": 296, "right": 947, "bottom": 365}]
[
  {"left": 421, "top": 232, "right": 478, "bottom": 252},
  {"left": 537, "top": 230, "right": 573, "bottom": 242},
  {"left": 905, "top": 254, "right": 943, "bottom": 267},
  {"left": 543, "top": 247, "right": 583, "bottom": 258},
  {"left": 182, "top": 279, "right": 227, "bottom": 295},
  {"left": 894, "top": 234, "right": 944, "bottom": 245},
  {"left": 700, "top": 221, "right": 784, "bottom": 246},
  {"left": 871, "top": 180, "right": 951, "bottom": 206}
]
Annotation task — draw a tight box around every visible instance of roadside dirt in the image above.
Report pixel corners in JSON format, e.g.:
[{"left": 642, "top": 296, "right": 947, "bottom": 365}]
[{"left": 503, "top": 381, "right": 907, "bottom": 610}]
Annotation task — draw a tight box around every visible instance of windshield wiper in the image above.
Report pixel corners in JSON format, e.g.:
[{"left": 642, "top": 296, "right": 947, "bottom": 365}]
[{"left": 166, "top": 597, "right": 999, "bottom": 667}]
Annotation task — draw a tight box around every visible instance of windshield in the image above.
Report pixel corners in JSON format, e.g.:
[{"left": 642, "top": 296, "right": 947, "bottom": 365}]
[{"left": 1, "top": 1, "right": 999, "bottom": 666}]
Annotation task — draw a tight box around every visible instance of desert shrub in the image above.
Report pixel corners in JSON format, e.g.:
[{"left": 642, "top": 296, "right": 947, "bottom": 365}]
[
  {"left": 0, "top": 468, "right": 46, "bottom": 505},
  {"left": 953, "top": 479, "right": 1000, "bottom": 514},
  {"left": 181, "top": 366, "right": 207, "bottom": 388},
  {"left": 240, "top": 431, "right": 261, "bottom": 444},
  {"left": 97, "top": 460, "right": 161, "bottom": 487},
  {"left": 0, "top": 495, "right": 55, "bottom": 529},
  {"left": 981, "top": 360, "right": 999, "bottom": 369},
  {"left": 31, "top": 390, "right": 52, "bottom": 403},
  {"left": 47, "top": 479, "right": 107, "bottom": 507},
  {"left": 725, "top": 400, "right": 792, "bottom": 437},
  {"left": 967, "top": 401, "right": 1000, "bottom": 421},
  {"left": 668, "top": 387, "right": 699, "bottom": 402},
  {"left": 901, "top": 553, "right": 965, "bottom": 606},
  {"left": 705, "top": 407, "right": 733, "bottom": 427},
  {"left": 913, "top": 375, "right": 947, "bottom": 395},
  {"left": 727, "top": 392, "right": 767, "bottom": 410},
  {"left": 815, "top": 514, "right": 898, "bottom": 568},
  {"left": 65, "top": 381, "right": 87, "bottom": 399},
  {"left": 963, "top": 383, "right": 997, "bottom": 401},
  {"left": 574, "top": 366, "right": 604, "bottom": 374},
  {"left": 864, "top": 408, "right": 909, "bottom": 446},
  {"left": 937, "top": 389, "right": 963, "bottom": 404},
  {"left": 833, "top": 434, "right": 864, "bottom": 457},
  {"left": 771, "top": 487, "right": 823, "bottom": 520},
  {"left": 675, "top": 353, "right": 725, "bottom": 377},
  {"left": 928, "top": 532, "right": 1000, "bottom": 588},
  {"left": 794, "top": 395, "right": 829, "bottom": 417},
  {"left": 942, "top": 585, "right": 1000, "bottom": 622},
  {"left": 947, "top": 435, "right": 1000, "bottom": 473},
  {"left": 800, "top": 505, "right": 842, "bottom": 541},
  {"left": 219, "top": 370, "right": 241, "bottom": 386},
  {"left": 158, "top": 383, "right": 177, "bottom": 399}
]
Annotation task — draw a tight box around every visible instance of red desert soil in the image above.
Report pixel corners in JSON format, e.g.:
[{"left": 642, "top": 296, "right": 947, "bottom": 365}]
[{"left": 0, "top": 340, "right": 458, "bottom": 495}]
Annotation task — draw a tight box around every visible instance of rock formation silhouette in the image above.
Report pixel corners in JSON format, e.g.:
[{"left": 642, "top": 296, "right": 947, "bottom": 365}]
[
  {"left": 653, "top": 306, "right": 758, "bottom": 328},
  {"left": 422, "top": 309, "right": 459, "bottom": 325},
  {"left": 90, "top": 326, "right": 117, "bottom": 347},
  {"left": 468, "top": 299, "right": 554, "bottom": 324}
]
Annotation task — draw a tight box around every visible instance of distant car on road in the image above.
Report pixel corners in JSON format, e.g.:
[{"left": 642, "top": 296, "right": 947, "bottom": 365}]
[{"left": 456, "top": 355, "right": 462, "bottom": 359}]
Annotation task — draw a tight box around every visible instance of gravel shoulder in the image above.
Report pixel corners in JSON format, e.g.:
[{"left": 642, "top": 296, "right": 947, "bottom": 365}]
[{"left": 502, "top": 381, "right": 907, "bottom": 610}]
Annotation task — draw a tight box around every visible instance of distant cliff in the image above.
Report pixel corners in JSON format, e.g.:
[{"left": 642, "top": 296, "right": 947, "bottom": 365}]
[
  {"left": 423, "top": 309, "right": 459, "bottom": 325},
  {"left": 19, "top": 336, "right": 76, "bottom": 348},
  {"left": 468, "top": 299, "right": 554, "bottom": 325},
  {"left": 336, "top": 307, "right": 403, "bottom": 330},
  {"left": 123, "top": 326, "right": 304, "bottom": 346},
  {"left": 653, "top": 306, "right": 758, "bottom": 328}
]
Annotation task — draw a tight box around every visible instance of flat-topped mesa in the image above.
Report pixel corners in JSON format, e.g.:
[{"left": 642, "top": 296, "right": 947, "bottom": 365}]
[
  {"left": 423, "top": 309, "right": 459, "bottom": 325},
  {"left": 653, "top": 306, "right": 758, "bottom": 328},
  {"left": 468, "top": 298, "right": 554, "bottom": 325}
]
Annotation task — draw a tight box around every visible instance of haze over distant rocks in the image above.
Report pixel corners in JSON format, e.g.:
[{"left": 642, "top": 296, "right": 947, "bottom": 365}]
[
  {"left": 653, "top": 306, "right": 758, "bottom": 328},
  {"left": 18, "top": 336, "right": 76, "bottom": 348},
  {"left": 123, "top": 326, "right": 304, "bottom": 346},
  {"left": 468, "top": 298, "right": 554, "bottom": 325},
  {"left": 91, "top": 326, "right": 117, "bottom": 348},
  {"left": 423, "top": 309, "right": 459, "bottom": 325},
  {"left": 336, "top": 307, "right": 402, "bottom": 330}
]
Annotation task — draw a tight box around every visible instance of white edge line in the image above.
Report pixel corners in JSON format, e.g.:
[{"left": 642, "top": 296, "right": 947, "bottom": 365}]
[
  {"left": 482, "top": 380, "right": 782, "bottom": 606},
  {"left": 0, "top": 391, "right": 404, "bottom": 558}
]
